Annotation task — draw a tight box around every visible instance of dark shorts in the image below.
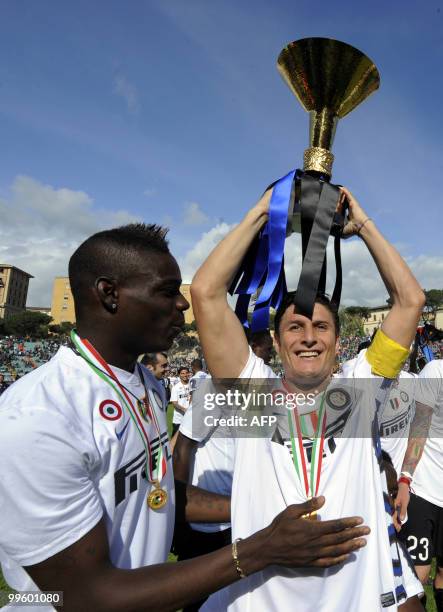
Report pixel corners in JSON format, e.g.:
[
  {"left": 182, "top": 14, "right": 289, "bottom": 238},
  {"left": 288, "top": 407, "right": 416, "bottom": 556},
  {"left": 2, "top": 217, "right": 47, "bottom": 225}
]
[{"left": 400, "top": 492, "right": 443, "bottom": 565}]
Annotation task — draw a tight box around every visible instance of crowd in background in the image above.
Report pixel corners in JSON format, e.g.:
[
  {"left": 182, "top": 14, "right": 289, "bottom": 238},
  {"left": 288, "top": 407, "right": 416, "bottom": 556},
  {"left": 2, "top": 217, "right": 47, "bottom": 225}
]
[
  {"left": 1, "top": 331, "right": 442, "bottom": 393},
  {"left": 0, "top": 337, "right": 65, "bottom": 384}
]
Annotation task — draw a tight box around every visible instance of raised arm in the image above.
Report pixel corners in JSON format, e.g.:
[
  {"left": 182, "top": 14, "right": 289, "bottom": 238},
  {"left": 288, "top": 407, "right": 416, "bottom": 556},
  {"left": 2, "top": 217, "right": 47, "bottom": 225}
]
[
  {"left": 191, "top": 191, "right": 271, "bottom": 378},
  {"left": 341, "top": 187, "right": 425, "bottom": 352}
]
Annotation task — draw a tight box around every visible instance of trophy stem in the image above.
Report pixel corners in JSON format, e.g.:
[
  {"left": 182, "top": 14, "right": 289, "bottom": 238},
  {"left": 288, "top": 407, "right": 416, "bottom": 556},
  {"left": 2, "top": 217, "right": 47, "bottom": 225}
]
[
  {"left": 302, "top": 109, "right": 338, "bottom": 176},
  {"left": 309, "top": 109, "right": 338, "bottom": 150}
]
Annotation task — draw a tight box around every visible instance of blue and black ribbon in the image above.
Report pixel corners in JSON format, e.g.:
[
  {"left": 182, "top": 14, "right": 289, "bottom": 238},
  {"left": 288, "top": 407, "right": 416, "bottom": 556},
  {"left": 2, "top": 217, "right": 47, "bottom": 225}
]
[{"left": 229, "top": 169, "right": 344, "bottom": 331}]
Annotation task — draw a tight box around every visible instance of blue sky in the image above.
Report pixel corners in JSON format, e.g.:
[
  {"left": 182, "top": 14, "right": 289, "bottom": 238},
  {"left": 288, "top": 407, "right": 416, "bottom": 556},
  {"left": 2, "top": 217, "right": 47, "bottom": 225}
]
[{"left": 0, "top": 0, "right": 442, "bottom": 306}]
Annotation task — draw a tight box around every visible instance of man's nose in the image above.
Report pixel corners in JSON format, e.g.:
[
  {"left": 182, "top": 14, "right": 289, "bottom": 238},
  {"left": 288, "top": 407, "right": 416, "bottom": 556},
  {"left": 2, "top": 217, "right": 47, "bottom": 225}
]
[
  {"left": 302, "top": 325, "right": 316, "bottom": 346},
  {"left": 177, "top": 294, "right": 190, "bottom": 311}
]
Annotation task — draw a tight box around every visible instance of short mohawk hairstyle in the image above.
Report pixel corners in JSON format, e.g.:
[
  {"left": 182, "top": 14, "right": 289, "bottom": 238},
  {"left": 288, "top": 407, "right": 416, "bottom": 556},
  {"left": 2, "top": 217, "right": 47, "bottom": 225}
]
[{"left": 69, "top": 223, "right": 170, "bottom": 317}]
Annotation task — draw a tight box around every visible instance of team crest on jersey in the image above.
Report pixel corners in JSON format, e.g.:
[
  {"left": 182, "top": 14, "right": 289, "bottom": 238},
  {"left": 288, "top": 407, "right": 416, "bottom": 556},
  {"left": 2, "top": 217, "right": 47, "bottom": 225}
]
[
  {"left": 99, "top": 399, "right": 123, "bottom": 421},
  {"left": 400, "top": 390, "right": 409, "bottom": 403},
  {"left": 326, "top": 388, "right": 351, "bottom": 410}
]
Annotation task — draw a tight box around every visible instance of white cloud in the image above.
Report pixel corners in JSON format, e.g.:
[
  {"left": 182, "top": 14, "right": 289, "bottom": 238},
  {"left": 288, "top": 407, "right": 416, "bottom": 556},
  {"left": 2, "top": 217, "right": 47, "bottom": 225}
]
[
  {"left": 113, "top": 73, "right": 140, "bottom": 114},
  {"left": 183, "top": 201, "right": 209, "bottom": 226},
  {"left": 0, "top": 176, "right": 138, "bottom": 307},
  {"left": 179, "top": 222, "right": 443, "bottom": 306},
  {"left": 179, "top": 222, "right": 234, "bottom": 282},
  {"left": 283, "top": 236, "right": 387, "bottom": 307}
]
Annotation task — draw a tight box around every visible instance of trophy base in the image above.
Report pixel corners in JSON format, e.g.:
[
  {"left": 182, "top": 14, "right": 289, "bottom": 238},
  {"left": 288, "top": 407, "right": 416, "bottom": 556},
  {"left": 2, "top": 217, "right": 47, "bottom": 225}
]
[{"left": 303, "top": 147, "right": 334, "bottom": 176}]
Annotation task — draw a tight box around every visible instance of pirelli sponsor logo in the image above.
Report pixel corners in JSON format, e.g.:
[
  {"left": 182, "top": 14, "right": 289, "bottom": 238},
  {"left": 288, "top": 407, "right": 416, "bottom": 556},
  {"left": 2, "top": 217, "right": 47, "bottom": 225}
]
[{"left": 380, "top": 404, "right": 413, "bottom": 437}]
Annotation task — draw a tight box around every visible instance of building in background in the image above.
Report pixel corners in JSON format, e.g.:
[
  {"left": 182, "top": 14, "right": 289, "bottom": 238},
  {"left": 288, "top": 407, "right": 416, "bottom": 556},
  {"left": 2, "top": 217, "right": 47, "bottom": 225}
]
[
  {"left": 50, "top": 279, "right": 195, "bottom": 326},
  {"left": 363, "top": 304, "right": 443, "bottom": 336},
  {"left": 180, "top": 283, "right": 194, "bottom": 324},
  {"left": 434, "top": 309, "right": 443, "bottom": 330},
  {"left": 0, "top": 264, "right": 33, "bottom": 320},
  {"left": 51, "top": 277, "right": 76, "bottom": 324},
  {"left": 363, "top": 305, "right": 391, "bottom": 335}
]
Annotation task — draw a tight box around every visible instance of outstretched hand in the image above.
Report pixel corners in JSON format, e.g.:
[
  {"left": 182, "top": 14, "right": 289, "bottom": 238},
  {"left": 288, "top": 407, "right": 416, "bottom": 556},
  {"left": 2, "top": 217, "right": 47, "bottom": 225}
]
[{"left": 263, "top": 496, "right": 370, "bottom": 569}]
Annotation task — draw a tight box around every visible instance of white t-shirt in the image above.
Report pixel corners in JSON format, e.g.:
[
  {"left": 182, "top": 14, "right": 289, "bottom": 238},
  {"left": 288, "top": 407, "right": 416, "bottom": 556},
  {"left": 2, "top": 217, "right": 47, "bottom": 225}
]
[
  {"left": 171, "top": 381, "right": 191, "bottom": 425},
  {"left": 342, "top": 353, "right": 416, "bottom": 476},
  {"left": 0, "top": 346, "right": 174, "bottom": 610},
  {"left": 189, "top": 370, "right": 210, "bottom": 395},
  {"left": 412, "top": 359, "right": 443, "bottom": 507},
  {"left": 203, "top": 348, "right": 422, "bottom": 612},
  {"left": 180, "top": 386, "right": 233, "bottom": 533}
]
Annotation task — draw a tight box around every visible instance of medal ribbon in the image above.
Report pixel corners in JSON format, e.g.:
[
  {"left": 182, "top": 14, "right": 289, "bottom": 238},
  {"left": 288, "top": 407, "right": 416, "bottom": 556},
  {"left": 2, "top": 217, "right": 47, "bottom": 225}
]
[
  {"left": 70, "top": 330, "right": 166, "bottom": 485},
  {"left": 286, "top": 390, "right": 327, "bottom": 499}
]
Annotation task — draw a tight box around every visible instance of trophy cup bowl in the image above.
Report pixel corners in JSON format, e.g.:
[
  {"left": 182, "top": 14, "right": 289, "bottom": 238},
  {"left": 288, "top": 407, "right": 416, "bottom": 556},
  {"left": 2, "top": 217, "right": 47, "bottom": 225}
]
[{"left": 277, "top": 37, "right": 380, "bottom": 178}]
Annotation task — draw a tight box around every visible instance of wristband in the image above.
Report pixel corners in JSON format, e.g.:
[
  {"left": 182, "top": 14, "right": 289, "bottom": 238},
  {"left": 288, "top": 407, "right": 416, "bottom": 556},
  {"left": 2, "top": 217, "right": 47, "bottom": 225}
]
[
  {"left": 356, "top": 217, "right": 372, "bottom": 235},
  {"left": 398, "top": 476, "right": 412, "bottom": 489},
  {"left": 400, "top": 471, "right": 413, "bottom": 482},
  {"left": 232, "top": 538, "right": 247, "bottom": 579}
]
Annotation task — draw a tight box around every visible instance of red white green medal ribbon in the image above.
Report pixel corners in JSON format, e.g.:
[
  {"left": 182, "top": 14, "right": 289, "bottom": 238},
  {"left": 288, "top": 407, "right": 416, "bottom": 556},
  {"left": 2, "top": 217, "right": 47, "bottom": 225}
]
[
  {"left": 286, "top": 389, "right": 327, "bottom": 500},
  {"left": 70, "top": 330, "right": 166, "bottom": 486}
]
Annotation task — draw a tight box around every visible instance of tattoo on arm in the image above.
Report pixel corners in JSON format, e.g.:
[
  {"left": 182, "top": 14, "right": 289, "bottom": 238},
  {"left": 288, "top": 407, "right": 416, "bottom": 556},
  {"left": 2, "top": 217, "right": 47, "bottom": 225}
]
[{"left": 402, "top": 402, "right": 433, "bottom": 476}]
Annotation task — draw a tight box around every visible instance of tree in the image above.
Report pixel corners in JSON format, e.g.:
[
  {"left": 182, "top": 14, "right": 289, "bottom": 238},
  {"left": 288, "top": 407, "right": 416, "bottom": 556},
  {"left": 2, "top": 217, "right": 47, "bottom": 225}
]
[
  {"left": 339, "top": 307, "right": 366, "bottom": 337},
  {"left": 343, "top": 306, "right": 371, "bottom": 321},
  {"left": 4, "top": 311, "right": 52, "bottom": 338},
  {"left": 424, "top": 289, "right": 443, "bottom": 317}
]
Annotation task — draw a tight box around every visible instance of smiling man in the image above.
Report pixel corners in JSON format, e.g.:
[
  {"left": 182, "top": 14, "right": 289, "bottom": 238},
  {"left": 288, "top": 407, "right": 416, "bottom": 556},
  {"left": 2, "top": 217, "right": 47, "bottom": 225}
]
[
  {"left": 0, "top": 223, "right": 375, "bottom": 612},
  {"left": 191, "top": 187, "right": 425, "bottom": 611}
]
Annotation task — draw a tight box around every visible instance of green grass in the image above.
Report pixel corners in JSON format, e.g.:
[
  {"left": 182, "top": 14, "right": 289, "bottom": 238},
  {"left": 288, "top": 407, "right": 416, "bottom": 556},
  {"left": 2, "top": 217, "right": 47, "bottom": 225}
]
[
  {"left": 423, "top": 559, "right": 437, "bottom": 611},
  {"left": 167, "top": 401, "right": 174, "bottom": 436}
]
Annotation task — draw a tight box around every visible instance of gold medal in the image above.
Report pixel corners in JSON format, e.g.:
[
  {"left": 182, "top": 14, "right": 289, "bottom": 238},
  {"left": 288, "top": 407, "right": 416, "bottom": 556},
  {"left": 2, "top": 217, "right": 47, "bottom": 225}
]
[{"left": 147, "top": 485, "right": 168, "bottom": 510}]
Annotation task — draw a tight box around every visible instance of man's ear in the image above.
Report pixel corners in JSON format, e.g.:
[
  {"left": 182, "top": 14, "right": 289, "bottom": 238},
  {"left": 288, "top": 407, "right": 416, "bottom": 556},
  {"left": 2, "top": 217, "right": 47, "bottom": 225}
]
[
  {"left": 335, "top": 335, "right": 340, "bottom": 355},
  {"left": 95, "top": 277, "right": 119, "bottom": 314}
]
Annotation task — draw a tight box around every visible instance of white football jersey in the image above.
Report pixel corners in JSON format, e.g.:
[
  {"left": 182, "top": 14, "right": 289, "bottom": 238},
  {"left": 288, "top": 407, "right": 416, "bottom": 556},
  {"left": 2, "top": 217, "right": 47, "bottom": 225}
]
[
  {"left": 189, "top": 370, "right": 210, "bottom": 395},
  {"left": 412, "top": 359, "right": 443, "bottom": 507},
  {"left": 180, "top": 389, "right": 233, "bottom": 533},
  {"left": 0, "top": 346, "right": 174, "bottom": 610},
  {"left": 203, "top": 347, "right": 422, "bottom": 612},
  {"left": 343, "top": 352, "right": 416, "bottom": 476},
  {"left": 171, "top": 381, "right": 191, "bottom": 425}
]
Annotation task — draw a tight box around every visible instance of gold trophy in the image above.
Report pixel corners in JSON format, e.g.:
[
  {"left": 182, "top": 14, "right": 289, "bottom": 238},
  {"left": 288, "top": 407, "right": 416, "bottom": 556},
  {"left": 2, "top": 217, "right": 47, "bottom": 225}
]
[
  {"left": 276, "top": 38, "right": 380, "bottom": 317},
  {"left": 229, "top": 39, "right": 381, "bottom": 325},
  {"left": 278, "top": 37, "right": 380, "bottom": 179}
]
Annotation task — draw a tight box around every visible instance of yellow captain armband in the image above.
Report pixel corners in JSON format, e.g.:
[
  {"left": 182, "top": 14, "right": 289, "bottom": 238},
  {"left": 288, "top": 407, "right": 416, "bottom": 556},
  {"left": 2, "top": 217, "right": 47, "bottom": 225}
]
[{"left": 366, "top": 329, "right": 410, "bottom": 379}]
